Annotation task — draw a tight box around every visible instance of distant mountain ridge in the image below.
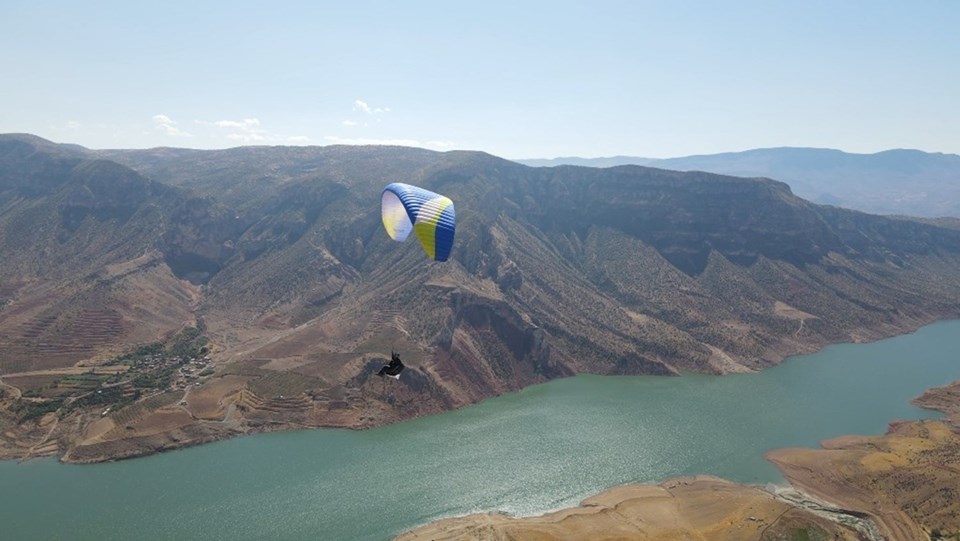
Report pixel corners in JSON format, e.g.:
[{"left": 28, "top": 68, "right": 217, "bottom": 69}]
[
  {"left": 517, "top": 147, "right": 960, "bottom": 218},
  {"left": 515, "top": 156, "right": 657, "bottom": 168},
  {"left": 4, "top": 133, "right": 960, "bottom": 462}
]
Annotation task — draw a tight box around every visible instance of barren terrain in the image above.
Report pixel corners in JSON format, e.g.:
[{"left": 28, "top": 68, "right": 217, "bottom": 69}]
[
  {"left": 4, "top": 136, "right": 960, "bottom": 469},
  {"left": 397, "top": 476, "right": 864, "bottom": 541},
  {"left": 399, "top": 381, "right": 960, "bottom": 540},
  {"left": 769, "top": 381, "right": 960, "bottom": 541}
]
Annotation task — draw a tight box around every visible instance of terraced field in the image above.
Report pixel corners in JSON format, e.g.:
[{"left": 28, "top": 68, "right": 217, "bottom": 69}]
[
  {"left": 235, "top": 388, "right": 313, "bottom": 416},
  {"left": 0, "top": 309, "right": 122, "bottom": 372},
  {"left": 105, "top": 391, "right": 185, "bottom": 438}
]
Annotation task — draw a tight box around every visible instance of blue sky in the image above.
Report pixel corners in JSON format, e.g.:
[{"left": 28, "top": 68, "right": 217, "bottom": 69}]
[{"left": 2, "top": 1, "right": 958, "bottom": 158}]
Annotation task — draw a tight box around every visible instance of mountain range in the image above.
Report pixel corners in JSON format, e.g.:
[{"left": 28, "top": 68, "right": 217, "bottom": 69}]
[
  {"left": 3, "top": 133, "right": 960, "bottom": 461},
  {"left": 518, "top": 148, "right": 960, "bottom": 218}
]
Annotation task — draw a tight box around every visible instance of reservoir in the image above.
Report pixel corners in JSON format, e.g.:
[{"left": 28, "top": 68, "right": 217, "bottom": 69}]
[{"left": 2, "top": 320, "right": 959, "bottom": 540}]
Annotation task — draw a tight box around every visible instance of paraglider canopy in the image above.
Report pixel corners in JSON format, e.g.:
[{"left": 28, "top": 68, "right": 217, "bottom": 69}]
[{"left": 381, "top": 182, "right": 455, "bottom": 261}]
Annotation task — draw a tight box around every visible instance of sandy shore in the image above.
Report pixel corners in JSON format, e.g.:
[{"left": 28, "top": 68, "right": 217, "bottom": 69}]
[
  {"left": 397, "top": 476, "right": 863, "bottom": 540},
  {"left": 399, "top": 381, "right": 960, "bottom": 540},
  {"left": 768, "top": 380, "right": 960, "bottom": 541}
]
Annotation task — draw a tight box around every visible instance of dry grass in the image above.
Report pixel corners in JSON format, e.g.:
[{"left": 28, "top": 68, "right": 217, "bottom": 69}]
[
  {"left": 186, "top": 375, "right": 250, "bottom": 420},
  {"left": 773, "top": 300, "right": 816, "bottom": 320},
  {"left": 105, "top": 391, "right": 184, "bottom": 435},
  {"left": 769, "top": 419, "right": 960, "bottom": 541},
  {"left": 125, "top": 409, "right": 194, "bottom": 437},
  {"left": 397, "top": 476, "right": 861, "bottom": 541},
  {"left": 3, "top": 375, "right": 61, "bottom": 393},
  {"left": 0, "top": 257, "right": 197, "bottom": 373},
  {"left": 246, "top": 371, "right": 323, "bottom": 399}
]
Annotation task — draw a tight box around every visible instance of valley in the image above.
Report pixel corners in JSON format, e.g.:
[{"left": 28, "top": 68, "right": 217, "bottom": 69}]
[
  {"left": 3, "top": 134, "right": 960, "bottom": 468},
  {"left": 5, "top": 5, "right": 958, "bottom": 540}
]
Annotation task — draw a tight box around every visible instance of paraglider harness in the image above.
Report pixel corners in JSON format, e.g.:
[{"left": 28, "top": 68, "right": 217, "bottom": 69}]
[{"left": 377, "top": 351, "right": 405, "bottom": 379}]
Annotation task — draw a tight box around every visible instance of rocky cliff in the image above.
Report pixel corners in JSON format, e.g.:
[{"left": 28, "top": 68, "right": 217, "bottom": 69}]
[{"left": 3, "top": 134, "right": 960, "bottom": 461}]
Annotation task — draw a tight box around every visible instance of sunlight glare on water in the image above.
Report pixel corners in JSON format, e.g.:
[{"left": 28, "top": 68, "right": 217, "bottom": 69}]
[{"left": 1, "top": 320, "right": 958, "bottom": 541}]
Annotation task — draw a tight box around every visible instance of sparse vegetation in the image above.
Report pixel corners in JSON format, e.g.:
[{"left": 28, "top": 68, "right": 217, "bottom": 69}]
[
  {"left": 131, "top": 368, "right": 178, "bottom": 390},
  {"left": 71, "top": 385, "right": 138, "bottom": 411},
  {"left": 4, "top": 136, "right": 960, "bottom": 477},
  {"left": 247, "top": 371, "right": 323, "bottom": 398},
  {"left": 167, "top": 326, "right": 206, "bottom": 359},
  {"left": 0, "top": 326, "right": 213, "bottom": 434},
  {"left": 10, "top": 398, "right": 64, "bottom": 422}
]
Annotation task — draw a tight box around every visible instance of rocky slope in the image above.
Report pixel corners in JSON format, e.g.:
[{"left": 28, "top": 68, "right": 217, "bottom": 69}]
[
  {"left": 3, "top": 134, "right": 960, "bottom": 462},
  {"left": 0, "top": 135, "right": 240, "bottom": 373}
]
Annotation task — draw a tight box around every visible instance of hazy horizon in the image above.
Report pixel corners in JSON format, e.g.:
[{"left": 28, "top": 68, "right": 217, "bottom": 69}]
[
  {"left": 3, "top": 1, "right": 958, "bottom": 159},
  {"left": 8, "top": 132, "right": 960, "bottom": 163}
]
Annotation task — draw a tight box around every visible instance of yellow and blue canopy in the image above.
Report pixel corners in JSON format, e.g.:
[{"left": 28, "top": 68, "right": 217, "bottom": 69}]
[{"left": 381, "top": 183, "right": 456, "bottom": 262}]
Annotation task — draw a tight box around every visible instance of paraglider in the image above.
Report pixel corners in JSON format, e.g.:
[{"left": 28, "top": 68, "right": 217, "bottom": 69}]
[
  {"left": 376, "top": 183, "right": 452, "bottom": 383},
  {"left": 381, "top": 183, "right": 456, "bottom": 262},
  {"left": 377, "top": 351, "right": 405, "bottom": 379}
]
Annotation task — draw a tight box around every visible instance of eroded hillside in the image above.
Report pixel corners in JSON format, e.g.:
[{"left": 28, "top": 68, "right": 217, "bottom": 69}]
[{"left": 3, "top": 134, "right": 960, "bottom": 462}]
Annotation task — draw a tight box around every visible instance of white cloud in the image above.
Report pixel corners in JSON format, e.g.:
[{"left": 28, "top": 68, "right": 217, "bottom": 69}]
[
  {"left": 286, "top": 136, "right": 310, "bottom": 144},
  {"left": 339, "top": 100, "right": 391, "bottom": 131},
  {"left": 225, "top": 132, "right": 264, "bottom": 142},
  {"left": 424, "top": 140, "right": 456, "bottom": 149},
  {"left": 65, "top": 120, "right": 81, "bottom": 130},
  {"left": 353, "top": 100, "right": 390, "bottom": 115},
  {"left": 324, "top": 135, "right": 455, "bottom": 150},
  {"left": 152, "top": 114, "right": 192, "bottom": 137},
  {"left": 213, "top": 119, "right": 259, "bottom": 129},
  {"left": 198, "top": 118, "right": 265, "bottom": 142}
]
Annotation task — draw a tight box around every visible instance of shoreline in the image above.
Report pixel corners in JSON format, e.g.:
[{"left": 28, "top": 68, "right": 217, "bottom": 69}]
[
  {"left": 398, "top": 379, "right": 960, "bottom": 540},
  {"left": 394, "top": 476, "right": 872, "bottom": 540},
  {"left": 2, "top": 314, "right": 957, "bottom": 465},
  {"left": 3, "top": 320, "right": 959, "bottom": 540}
]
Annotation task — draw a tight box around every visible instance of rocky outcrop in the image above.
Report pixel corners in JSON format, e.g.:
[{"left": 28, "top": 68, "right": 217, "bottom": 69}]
[
  {"left": 767, "top": 382, "right": 960, "bottom": 541},
  {"left": 4, "top": 135, "right": 960, "bottom": 462}
]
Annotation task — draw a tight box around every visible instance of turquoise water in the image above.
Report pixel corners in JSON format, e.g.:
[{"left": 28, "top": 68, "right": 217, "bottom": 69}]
[{"left": 2, "top": 320, "right": 959, "bottom": 541}]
